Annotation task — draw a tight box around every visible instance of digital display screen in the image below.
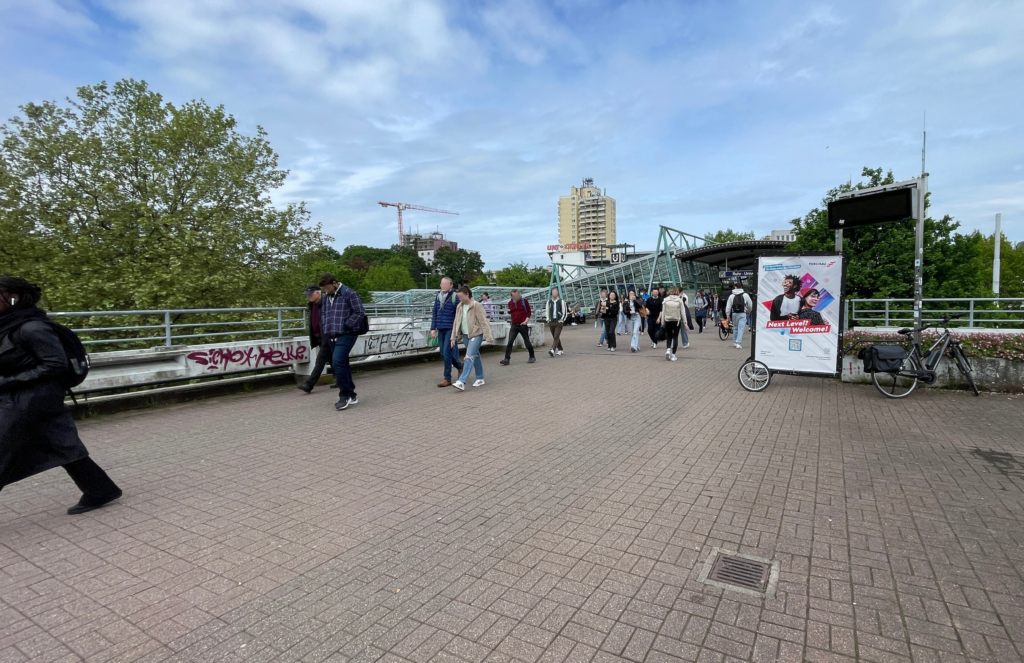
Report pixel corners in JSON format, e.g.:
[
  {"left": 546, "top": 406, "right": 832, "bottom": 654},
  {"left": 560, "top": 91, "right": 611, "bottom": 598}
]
[{"left": 827, "top": 188, "right": 914, "bottom": 229}]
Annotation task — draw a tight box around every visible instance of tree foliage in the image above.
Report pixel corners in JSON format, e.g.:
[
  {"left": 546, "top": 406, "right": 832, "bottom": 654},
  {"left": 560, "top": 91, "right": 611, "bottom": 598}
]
[
  {"left": 339, "top": 244, "right": 428, "bottom": 283},
  {"left": 705, "top": 229, "right": 755, "bottom": 243},
  {"left": 0, "top": 79, "right": 328, "bottom": 310},
  {"left": 363, "top": 260, "right": 416, "bottom": 291},
  {"left": 493, "top": 261, "right": 550, "bottom": 288},
  {"left": 787, "top": 167, "right": 1001, "bottom": 299},
  {"left": 432, "top": 247, "right": 485, "bottom": 285}
]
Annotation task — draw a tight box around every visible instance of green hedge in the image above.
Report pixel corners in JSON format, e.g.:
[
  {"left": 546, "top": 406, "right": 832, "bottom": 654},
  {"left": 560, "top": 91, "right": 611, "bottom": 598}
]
[{"left": 843, "top": 331, "right": 1024, "bottom": 362}]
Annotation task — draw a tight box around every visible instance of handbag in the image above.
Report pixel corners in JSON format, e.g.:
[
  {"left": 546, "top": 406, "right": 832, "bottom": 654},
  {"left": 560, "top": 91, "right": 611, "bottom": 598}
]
[{"left": 655, "top": 326, "right": 667, "bottom": 341}]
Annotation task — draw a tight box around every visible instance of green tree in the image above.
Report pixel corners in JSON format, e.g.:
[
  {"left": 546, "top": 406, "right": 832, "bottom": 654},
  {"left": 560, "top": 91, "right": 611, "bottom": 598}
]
[
  {"left": 494, "top": 261, "right": 550, "bottom": 287},
  {"left": 268, "top": 246, "right": 369, "bottom": 303},
  {"left": 433, "top": 247, "right": 485, "bottom": 285},
  {"left": 787, "top": 167, "right": 986, "bottom": 299},
  {"left": 363, "top": 260, "right": 416, "bottom": 291},
  {"left": 339, "top": 244, "right": 429, "bottom": 283},
  {"left": 0, "top": 79, "right": 329, "bottom": 311},
  {"left": 705, "top": 229, "right": 755, "bottom": 243},
  {"left": 468, "top": 273, "right": 493, "bottom": 287}
]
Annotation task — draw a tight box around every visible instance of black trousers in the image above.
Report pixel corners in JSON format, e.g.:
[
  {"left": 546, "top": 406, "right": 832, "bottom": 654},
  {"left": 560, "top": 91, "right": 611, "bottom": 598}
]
[
  {"left": 647, "top": 316, "right": 661, "bottom": 344},
  {"left": 64, "top": 457, "right": 121, "bottom": 505},
  {"left": 695, "top": 313, "right": 706, "bottom": 332},
  {"left": 504, "top": 324, "right": 535, "bottom": 360},
  {"left": 663, "top": 321, "right": 680, "bottom": 353},
  {"left": 603, "top": 318, "right": 617, "bottom": 349},
  {"left": 302, "top": 339, "right": 331, "bottom": 388}
]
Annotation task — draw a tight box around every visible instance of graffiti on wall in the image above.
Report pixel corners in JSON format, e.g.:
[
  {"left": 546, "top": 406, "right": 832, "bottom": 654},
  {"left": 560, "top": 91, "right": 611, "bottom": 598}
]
[
  {"left": 360, "top": 331, "right": 416, "bottom": 355},
  {"left": 187, "top": 344, "right": 308, "bottom": 372}
]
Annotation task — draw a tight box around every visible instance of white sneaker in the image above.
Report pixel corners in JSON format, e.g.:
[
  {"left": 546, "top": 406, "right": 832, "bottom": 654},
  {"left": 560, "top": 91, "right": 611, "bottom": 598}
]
[
  {"left": 453, "top": 381, "right": 465, "bottom": 391},
  {"left": 682, "top": 343, "right": 690, "bottom": 349},
  {"left": 472, "top": 379, "right": 485, "bottom": 387},
  {"left": 651, "top": 342, "right": 657, "bottom": 349},
  {"left": 670, "top": 354, "right": 678, "bottom": 361},
  {"left": 734, "top": 343, "right": 741, "bottom": 349},
  {"left": 665, "top": 349, "right": 671, "bottom": 355},
  {"left": 609, "top": 347, "right": 616, "bottom": 352},
  {"left": 556, "top": 350, "right": 563, "bottom": 355}
]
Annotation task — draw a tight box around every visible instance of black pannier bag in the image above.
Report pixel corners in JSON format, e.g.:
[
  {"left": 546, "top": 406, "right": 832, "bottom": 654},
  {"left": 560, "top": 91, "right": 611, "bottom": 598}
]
[{"left": 858, "top": 345, "right": 907, "bottom": 373}]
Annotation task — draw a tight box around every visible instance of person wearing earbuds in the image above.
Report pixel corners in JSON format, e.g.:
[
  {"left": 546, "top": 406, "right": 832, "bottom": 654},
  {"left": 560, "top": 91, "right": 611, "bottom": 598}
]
[{"left": 0, "top": 276, "right": 122, "bottom": 515}]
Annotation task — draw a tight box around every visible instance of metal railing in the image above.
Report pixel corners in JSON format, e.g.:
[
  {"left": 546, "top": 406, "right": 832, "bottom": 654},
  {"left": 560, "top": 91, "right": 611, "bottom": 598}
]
[
  {"left": 847, "top": 297, "right": 1024, "bottom": 330},
  {"left": 51, "top": 302, "right": 548, "bottom": 352},
  {"left": 50, "top": 307, "right": 307, "bottom": 350}
]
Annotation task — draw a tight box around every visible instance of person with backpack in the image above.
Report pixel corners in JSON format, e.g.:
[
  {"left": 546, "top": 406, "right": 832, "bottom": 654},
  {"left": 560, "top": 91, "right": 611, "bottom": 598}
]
[
  {"left": 430, "top": 277, "right": 463, "bottom": 387},
  {"left": 545, "top": 288, "right": 569, "bottom": 357},
  {"left": 499, "top": 290, "right": 536, "bottom": 365},
  {"left": 319, "top": 273, "right": 367, "bottom": 410},
  {"left": 657, "top": 286, "right": 685, "bottom": 361},
  {"left": 450, "top": 286, "right": 494, "bottom": 390},
  {"left": 0, "top": 276, "right": 122, "bottom": 515},
  {"left": 724, "top": 283, "right": 754, "bottom": 349}
]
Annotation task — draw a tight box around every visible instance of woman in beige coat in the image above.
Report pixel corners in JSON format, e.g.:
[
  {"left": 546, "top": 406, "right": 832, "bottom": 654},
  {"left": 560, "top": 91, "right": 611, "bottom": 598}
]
[{"left": 450, "top": 286, "right": 495, "bottom": 390}]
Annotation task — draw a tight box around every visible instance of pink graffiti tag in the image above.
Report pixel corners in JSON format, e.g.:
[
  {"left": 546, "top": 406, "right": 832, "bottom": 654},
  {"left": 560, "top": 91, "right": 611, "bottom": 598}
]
[{"left": 187, "top": 344, "right": 308, "bottom": 372}]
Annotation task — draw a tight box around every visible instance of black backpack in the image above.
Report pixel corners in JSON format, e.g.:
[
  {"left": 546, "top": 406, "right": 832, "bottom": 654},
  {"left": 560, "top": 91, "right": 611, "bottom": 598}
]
[
  {"left": 48, "top": 321, "right": 90, "bottom": 389},
  {"left": 15, "top": 320, "right": 90, "bottom": 389},
  {"left": 731, "top": 292, "right": 746, "bottom": 313}
]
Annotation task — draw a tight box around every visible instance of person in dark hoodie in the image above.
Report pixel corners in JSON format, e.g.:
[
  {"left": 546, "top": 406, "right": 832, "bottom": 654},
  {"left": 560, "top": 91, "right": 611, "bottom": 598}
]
[
  {"left": 0, "top": 276, "right": 122, "bottom": 515},
  {"left": 645, "top": 288, "right": 663, "bottom": 349}
]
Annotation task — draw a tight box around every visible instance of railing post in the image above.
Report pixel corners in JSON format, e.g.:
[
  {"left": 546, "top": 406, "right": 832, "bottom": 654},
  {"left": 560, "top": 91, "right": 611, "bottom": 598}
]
[
  {"left": 164, "top": 311, "right": 172, "bottom": 346},
  {"left": 884, "top": 300, "right": 889, "bottom": 326},
  {"left": 969, "top": 299, "right": 974, "bottom": 328},
  {"left": 846, "top": 299, "right": 851, "bottom": 332},
  {"left": 277, "top": 309, "right": 283, "bottom": 338}
]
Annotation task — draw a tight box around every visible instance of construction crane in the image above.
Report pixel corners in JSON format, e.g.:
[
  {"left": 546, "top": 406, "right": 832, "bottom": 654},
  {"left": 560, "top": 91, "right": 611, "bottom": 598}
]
[{"left": 378, "top": 202, "right": 459, "bottom": 247}]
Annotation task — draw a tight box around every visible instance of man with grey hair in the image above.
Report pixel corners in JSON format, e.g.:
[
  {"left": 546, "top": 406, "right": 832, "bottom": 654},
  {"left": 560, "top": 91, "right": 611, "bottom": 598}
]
[
  {"left": 499, "top": 289, "right": 535, "bottom": 366},
  {"left": 430, "top": 276, "right": 462, "bottom": 387}
]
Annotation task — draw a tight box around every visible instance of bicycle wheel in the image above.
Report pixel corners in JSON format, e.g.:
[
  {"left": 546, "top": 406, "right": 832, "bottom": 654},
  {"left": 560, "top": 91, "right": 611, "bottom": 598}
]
[
  {"left": 951, "top": 346, "right": 980, "bottom": 396},
  {"left": 738, "top": 360, "right": 771, "bottom": 392},
  {"left": 871, "top": 354, "right": 920, "bottom": 399},
  {"left": 718, "top": 323, "right": 730, "bottom": 341}
]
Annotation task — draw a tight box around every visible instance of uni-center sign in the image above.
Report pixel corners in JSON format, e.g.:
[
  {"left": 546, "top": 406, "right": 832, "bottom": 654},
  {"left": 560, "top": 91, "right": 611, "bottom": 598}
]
[{"left": 547, "top": 242, "right": 592, "bottom": 251}]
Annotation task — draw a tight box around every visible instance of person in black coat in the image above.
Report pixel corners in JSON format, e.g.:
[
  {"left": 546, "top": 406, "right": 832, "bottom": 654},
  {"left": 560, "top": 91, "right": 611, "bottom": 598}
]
[
  {"left": 0, "top": 277, "right": 122, "bottom": 515},
  {"left": 600, "top": 292, "right": 621, "bottom": 352},
  {"left": 297, "top": 284, "right": 333, "bottom": 393}
]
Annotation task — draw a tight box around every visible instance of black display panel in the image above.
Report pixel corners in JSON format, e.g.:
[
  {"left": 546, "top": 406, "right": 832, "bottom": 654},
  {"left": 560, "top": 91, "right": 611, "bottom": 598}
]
[{"left": 827, "top": 188, "right": 914, "bottom": 230}]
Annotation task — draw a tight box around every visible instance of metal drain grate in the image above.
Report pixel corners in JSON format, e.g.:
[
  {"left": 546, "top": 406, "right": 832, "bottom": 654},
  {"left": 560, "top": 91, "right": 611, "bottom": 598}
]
[
  {"left": 696, "top": 548, "right": 779, "bottom": 598},
  {"left": 708, "top": 553, "right": 770, "bottom": 591}
]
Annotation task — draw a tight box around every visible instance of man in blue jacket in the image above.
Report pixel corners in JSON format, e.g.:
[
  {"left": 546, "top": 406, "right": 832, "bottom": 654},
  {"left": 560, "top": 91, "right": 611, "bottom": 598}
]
[
  {"left": 430, "top": 277, "right": 462, "bottom": 387},
  {"left": 319, "top": 273, "right": 366, "bottom": 410}
]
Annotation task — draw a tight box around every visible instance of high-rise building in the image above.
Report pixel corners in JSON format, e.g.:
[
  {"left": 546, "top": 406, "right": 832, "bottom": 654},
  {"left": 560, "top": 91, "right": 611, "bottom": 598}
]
[{"left": 558, "top": 178, "right": 616, "bottom": 260}]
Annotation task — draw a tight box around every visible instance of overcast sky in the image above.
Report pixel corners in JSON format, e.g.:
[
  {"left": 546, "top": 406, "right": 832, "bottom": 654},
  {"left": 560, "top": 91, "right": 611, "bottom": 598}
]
[{"left": 2, "top": 0, "right": 1021, "bottom": 267}]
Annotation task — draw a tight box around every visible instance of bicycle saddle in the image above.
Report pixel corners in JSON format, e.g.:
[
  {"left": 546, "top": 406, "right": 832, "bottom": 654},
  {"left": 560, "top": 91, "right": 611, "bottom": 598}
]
[{"left": 897, "top": 328, "right": 913, "bottom": 335}]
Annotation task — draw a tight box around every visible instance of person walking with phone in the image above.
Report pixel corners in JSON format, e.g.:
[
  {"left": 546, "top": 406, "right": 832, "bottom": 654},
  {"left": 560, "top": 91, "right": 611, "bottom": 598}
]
[
  {"left": 0, "top": 276, "right": 122, "bottom": 515},
  {"left": 595, "top": 289, "right": 608, "bottom": 346},
  {"left": 546, "top": 288, "right": 569, "bottom": 357},
  {"left": 693, "top": 289, "right": 710, "bottom": 334},
  {"left": 601, "top": 291, "right": 621, "bottom": 352},
  {"left": 623, "top": 290, "right": 644, "bottom": 352},
  {"left": 450, "top": 287, "right": 494, "bottom": 390}
]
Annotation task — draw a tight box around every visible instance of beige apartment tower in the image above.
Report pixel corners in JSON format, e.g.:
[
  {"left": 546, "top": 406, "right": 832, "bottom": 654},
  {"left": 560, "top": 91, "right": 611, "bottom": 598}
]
[{"left": 558, "top": 178, "right": 616, "bottom": 260}]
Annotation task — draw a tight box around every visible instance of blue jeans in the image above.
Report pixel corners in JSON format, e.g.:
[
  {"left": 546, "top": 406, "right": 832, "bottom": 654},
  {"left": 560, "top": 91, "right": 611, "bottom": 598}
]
[
  {"left": 328, "top": 335, "right": 357, "bottom": 400},
  {"left": 732, "top": 313, "right": 747, "bottom": 345},
  {"left": 597, "top": 322, "right": 607, "bottom": 345},
  {"left": 680, "top": 320, "right": 689, "bottom": 347},
  {"left": 458, "top": 334, "right": 484, "bottom": 383},
  {"left": 617, "top": 312, "right": 627, "bottom": 334},
  {"left": 437, "top": 328, "right": 460, "bottom": 381},
  {"left": 629, "top": 314, "right": 641, "bottom": 350}
]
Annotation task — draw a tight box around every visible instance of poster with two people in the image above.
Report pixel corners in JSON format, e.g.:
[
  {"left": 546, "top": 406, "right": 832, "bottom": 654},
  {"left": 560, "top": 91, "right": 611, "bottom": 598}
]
[{"left": 753, "top": 255, "right": 845, "bottom": 376}]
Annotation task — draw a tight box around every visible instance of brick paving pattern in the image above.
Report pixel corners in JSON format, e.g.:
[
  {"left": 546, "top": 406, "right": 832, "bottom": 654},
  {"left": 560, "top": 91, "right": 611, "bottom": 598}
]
[{"left": 2, "top": 323, "right": 1024, "bottom": 662}]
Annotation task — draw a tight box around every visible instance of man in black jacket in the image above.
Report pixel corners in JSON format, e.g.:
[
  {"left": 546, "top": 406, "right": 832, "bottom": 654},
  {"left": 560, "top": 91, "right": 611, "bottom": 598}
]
[
  {"left": 297, "top": 284, "right": 332, "bottom": 394},
  {"left": 0, "top": 276, "right": 122, "bottom": 515},
  {"left": 645, "top": 289, "right": 663, "bottom": 348}
]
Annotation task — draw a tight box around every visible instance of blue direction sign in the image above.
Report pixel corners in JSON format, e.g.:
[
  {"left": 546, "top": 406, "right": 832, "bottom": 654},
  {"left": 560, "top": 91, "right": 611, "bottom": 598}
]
[{"left": 719, "top": 270, "right": 754, "bottom": 279}]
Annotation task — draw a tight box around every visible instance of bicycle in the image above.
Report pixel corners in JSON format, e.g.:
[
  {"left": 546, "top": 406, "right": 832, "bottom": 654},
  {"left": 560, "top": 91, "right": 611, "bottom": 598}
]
[
  {"left": 858, "top": 313, "right": 979, "bottom": 399},
  {"left": 718, "top": 317, "right": 733, "bottom": 341}
]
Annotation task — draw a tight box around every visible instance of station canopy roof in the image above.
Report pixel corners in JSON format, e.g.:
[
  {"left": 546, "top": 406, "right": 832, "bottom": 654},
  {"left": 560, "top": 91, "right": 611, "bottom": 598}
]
[{"left": 672, "top": 239, "right": 788, "bottom": 271}]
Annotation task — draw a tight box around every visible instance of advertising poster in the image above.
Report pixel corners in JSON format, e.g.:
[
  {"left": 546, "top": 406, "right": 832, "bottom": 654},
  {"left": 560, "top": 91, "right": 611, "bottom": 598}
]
[{"left": 753, "top": 255, "right": 844, "bottom": 375}]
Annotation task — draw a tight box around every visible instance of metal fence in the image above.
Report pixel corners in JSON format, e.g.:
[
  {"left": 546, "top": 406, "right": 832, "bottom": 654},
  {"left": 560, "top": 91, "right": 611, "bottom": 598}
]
[
  {"left": 847, "top": 297, "right": 1024, "bottom": 330},
  {"left": 50, "top": 307, "right": 307, "bottom": 350},
  {"left": 51, "top": 301, "right": 548, "bottom": 352}
]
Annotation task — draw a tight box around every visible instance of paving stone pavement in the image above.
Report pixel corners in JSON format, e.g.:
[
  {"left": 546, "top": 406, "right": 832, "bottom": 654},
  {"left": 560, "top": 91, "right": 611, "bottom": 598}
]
[{"left": 2, "top": 323, "right": 1024, "bottom": 663}]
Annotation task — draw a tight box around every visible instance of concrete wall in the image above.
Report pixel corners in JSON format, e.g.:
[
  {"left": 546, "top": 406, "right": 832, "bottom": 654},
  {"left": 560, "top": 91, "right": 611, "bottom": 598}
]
[
  {"left": 842, "top": 355, "right": 1024, "bottom": 393},
  {"left": 78, "top": 322, "right": 546, "bottom": 394}
]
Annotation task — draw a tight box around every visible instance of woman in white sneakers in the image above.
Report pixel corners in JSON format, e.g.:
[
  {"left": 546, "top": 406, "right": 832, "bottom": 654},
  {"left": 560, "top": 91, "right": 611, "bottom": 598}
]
[
  {"left": 658, "top": 287, "right": 685, "bottom": 361},
  {"left": 450, "top": 286, "right": 494, "bottom": 390}
]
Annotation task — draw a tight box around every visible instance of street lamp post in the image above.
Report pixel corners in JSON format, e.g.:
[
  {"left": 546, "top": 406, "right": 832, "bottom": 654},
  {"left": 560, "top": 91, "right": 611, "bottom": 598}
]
[{"left": 421, "top": 272, "right": 431, "bottom": 289}]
